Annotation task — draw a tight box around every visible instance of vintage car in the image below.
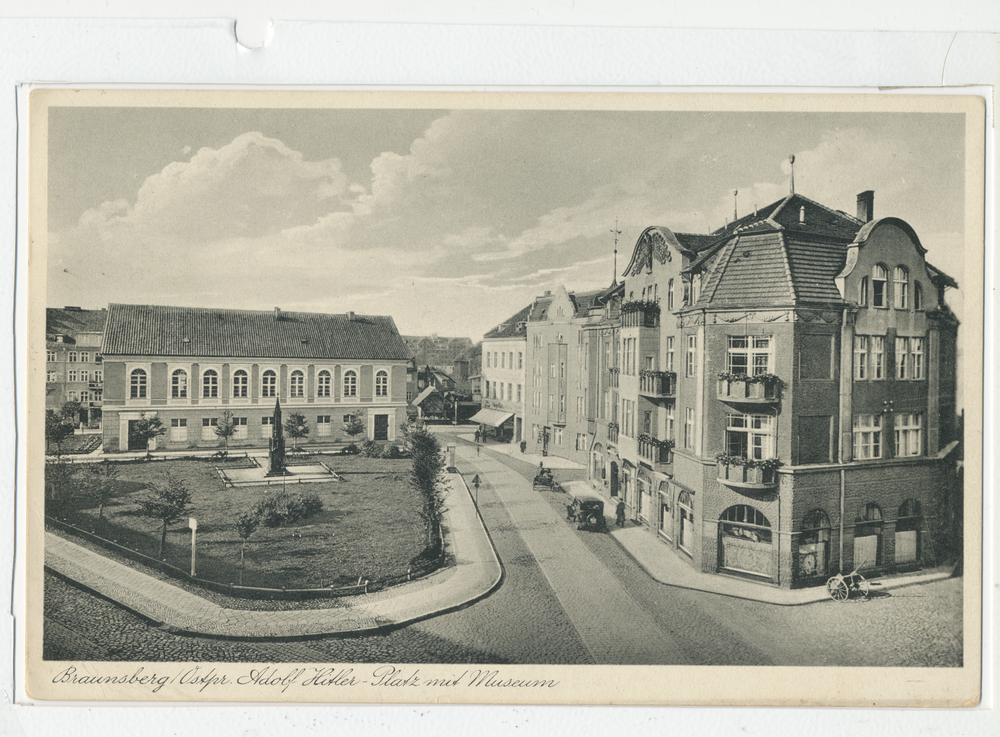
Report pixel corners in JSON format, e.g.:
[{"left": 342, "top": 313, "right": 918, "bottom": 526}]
[{"left": 568, "top": 495, "right": 607, "bottom": 532}]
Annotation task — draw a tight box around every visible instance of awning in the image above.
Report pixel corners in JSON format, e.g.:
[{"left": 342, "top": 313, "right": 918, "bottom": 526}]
[
  {"left": 469, "top": 409, "right": 515, "bottom": 427},
  {"left": 412, "top": 386, "right": 438, "bottom": 406}
]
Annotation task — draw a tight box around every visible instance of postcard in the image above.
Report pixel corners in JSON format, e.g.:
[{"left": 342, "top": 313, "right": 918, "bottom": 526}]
[{"left": 23, "top": 88, "right": 984, "bottom": 706}]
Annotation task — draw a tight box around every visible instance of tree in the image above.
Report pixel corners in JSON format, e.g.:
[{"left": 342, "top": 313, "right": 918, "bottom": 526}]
[
  {"left": 343, "top": 414, "right": 365, "bottom": 442},
  {"left": 45, "top": 409, "right": 75, "bottom": 456},
  {"left": 233, "top": 512, "right": 259, "bottom": 585},
  {"left": 44, "top": 459, "right": 77, "bottom": 517},
  {"left": 87, "top": 460, "right": 120, "bottom": 521},
  {"left": 59, "top": 399, "right": 84, "bottom": 427},
  {"left": 139, "top": 473, "right": 193, "bottom": 558},
  {"left": 409, "top": 428, "right": 448, "bottom": 547},
  {"left": 284, "top": 411, "right": 310, "bottom": 451},
  {"left": 213, "top": 410, "right": 237, "bottom": 455},
  {"left": 131, "top": 412, "right": 166, "bottom": 458}
]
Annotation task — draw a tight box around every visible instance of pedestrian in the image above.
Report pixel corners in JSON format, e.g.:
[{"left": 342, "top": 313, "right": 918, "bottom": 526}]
[
  {"left": 474, "top": 429, "right": 481, "bottom": 444},
  {"left": 616, "top": 501, "right": 626, "bottom": 528}
]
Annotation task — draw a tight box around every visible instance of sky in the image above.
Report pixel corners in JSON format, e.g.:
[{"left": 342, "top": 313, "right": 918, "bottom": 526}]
[{"left": 46, "top": 104, "right": 967, "bottom": 341}]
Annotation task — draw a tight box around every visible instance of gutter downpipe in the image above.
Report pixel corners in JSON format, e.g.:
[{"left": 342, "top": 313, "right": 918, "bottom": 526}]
[{"left": 838, "top": 306, "right": 851, "bottom": 575}]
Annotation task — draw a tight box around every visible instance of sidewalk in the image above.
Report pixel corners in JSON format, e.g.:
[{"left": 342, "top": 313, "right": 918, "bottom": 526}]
[
  {"left": 45, "top": 472, "right": 502, "bottom": 638},
  {"left": 472, "top": 440, "right": 953, "bottom": 606}
]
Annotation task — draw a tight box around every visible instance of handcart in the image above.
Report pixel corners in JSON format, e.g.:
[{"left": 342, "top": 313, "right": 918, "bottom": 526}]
[{"left": 826, "top": 561, "right": 875, "bottom": 601}]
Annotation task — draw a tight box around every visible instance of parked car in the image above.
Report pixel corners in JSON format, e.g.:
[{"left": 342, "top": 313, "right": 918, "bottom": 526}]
[{"left": 569, "top": 495, "right": 607, "bottom": 532}]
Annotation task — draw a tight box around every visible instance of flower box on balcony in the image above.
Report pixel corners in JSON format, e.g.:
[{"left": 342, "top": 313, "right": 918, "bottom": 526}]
[
  {"left": 715, "top": 456, "right": 780, "bottom": 489},
  {"left": 716, "top": 373, "right": 780, "bottom": 403}
]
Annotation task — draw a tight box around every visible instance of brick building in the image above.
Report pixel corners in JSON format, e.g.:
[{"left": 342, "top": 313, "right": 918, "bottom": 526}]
[
  {"left": 46, "top": 307, "right": 108, "bottom": 427},
  {"left": 561, "top": 190, "right": 958, "bottom": 588},
  {"left": 100, "top": 304, "right": 412, "bottom": 452}
]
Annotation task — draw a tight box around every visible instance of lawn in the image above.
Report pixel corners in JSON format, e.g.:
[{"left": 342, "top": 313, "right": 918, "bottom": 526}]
[{"left": 48, "top": 454, "right": 428, "bottom": 591}]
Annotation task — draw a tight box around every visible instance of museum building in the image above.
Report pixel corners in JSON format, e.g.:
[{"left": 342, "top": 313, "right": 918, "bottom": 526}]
[{"left": 99, "top": 303, "right": 413, "bottom": 452}]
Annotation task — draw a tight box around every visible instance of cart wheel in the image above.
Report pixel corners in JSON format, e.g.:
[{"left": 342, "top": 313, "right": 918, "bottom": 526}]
[
  {"left": 827, "top": 576, "right": 849, "bottom": 602},
  {"left": 856, "top": 575, "right": 870, "bottom": 598}
]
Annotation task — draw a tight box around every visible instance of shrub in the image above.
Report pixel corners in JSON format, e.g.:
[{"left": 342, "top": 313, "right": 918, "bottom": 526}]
[
  {"left": 380, "top": 443, "right": 403, "bottom": 459},
  {"left": 251, "top": 491, "right": 323, "bottom": 528},
  {"left": 341, "top": 443, "right": 359, "bottom": 455},
  {"left": 359, "top": 440, "right": 381, "bottom": 458}
]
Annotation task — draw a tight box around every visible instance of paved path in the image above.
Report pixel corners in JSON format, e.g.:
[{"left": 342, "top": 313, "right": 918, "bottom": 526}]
[
  {"left": 557, "top": 478, "right": 956, "bottom": 605},
  {"left": 45, "top": 472, "right": 502, "bottom": 639},
  {"left": 454, "top": 443, "right": 691, "bottom": 665}
]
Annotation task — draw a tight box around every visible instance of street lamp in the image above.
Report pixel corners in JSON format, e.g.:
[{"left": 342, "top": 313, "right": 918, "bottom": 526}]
[
  {"left": 472, "top": 474, "right": 481, "bottom": 508},
  {"left": 188, "top": 517, "right": 198, "bottom": 577}
]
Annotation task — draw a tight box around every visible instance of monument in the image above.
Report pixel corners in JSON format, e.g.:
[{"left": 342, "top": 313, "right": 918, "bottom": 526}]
[{"left": 266, "top": 397, "right": 287, "bottom": 477}]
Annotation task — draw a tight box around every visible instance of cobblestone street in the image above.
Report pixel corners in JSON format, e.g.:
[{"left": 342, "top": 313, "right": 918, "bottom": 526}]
[{"left": 43, "top": 435, "right": 963, "bottom": 668}]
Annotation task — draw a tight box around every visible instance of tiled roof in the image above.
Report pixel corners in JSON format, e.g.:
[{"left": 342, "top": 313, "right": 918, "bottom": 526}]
[
  {"left": 569, "top": 289, "right": 607, "bottom": 318},
  {"left": 528, "top": 296, "right": 554, "bottom": 321},
  {"left": 102, "top": 303, "right": 412, "bottom": 360},
  {"left": 483, "top": 303, "right": 533, "bottom": 339},
  {"left": 47, "top": 307, "right": 108, "bottom": 336},
  {"left": 784, "top": 237, "right": 850, "bottom": 302},
  {"left": 700, "top": 232, "right": 796, "bottom": 306},
  {"left": 673, "top": 232, "right": 723, "bottom": 252}
]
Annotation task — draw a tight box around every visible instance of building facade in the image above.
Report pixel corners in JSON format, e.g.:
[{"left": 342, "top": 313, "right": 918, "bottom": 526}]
[
  {"left": 100, "top": 304, "right": 412, "bottom": 452},
  {"left": 523, "top": 286, "right": 616, "bottom": 463},
  {"left": 580, "top": 191, "right": 958, "bottom": 588},
  {"left": 478, "top": 303, "right": 530, "bottom": 443},
  {"left": 46, "top": 307, "right": 108, "bottom": 427}
]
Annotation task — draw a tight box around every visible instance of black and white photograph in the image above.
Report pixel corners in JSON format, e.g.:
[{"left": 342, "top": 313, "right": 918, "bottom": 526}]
[{"left": 25, "top": 89, "right": 984, "bottom": 706}]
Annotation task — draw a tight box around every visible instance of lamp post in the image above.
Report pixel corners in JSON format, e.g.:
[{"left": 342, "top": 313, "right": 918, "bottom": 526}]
[{"left": 188, "top": 517, "right": 198, "bottom": 577}]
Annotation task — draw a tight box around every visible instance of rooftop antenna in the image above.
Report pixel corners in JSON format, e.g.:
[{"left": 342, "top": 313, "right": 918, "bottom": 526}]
[
  {"left": 788, "top": 154, "right": 796, "bottom": 195},
  {"left": 733, "top": 189, "right": 739, "bottom": 221},
  {"left": 610, "top": 218, "right": 622, "bottom": 287}
]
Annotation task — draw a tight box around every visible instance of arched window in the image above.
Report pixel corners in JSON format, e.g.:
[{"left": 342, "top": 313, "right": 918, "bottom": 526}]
[
  {"left": 858, "top": 276, "right": 869, "bottom": 306},
  {"left": 261, "top": 370, "right": 277, "bottom": 397},
  {"left": 375, "top": 370, "right": 389, "bottom": 397},
  {"left": 864, "top": 502, "right": 882, "bottom": 521},
  {"left": 130, "top": 368, "right": 147, "bottom": 399},
  {"left": 290, "top": 370, "right": 304, "bottom": 398},
  {"left": 896, "top": 499, "right": 922, "bottom": 565},
  {"left": 232, "top": 369, "right": 248, "bottom": 398},
  {"left": 720, "top": 504, "right": 771, "bottom": 528},
  {"left": 913, "top": 281, "right": 923, "bottom": 310},
  {"left": 317, "top": 370, "right": 331, "bottom": 397},
  {"left": 720, "top": 505, "right": 773, "bottom": 545},
  {"left": 802, "top": 509, "right": 831, "bottom": 530},
  {"left": 343, "top": 370, "right": 357, "bottom": 397},
  {"left": 799, "top": 509, "right": 831, "bottom": 577},
  {"left": 171, "top": 369, "right": 187, "bottom": 399},
  {"left": 202, "top": 369, "right": 218, "bottom": 398},
  {"left": 893, "top": 266, "right": 909, "bottom": 309},
  {"left": 872, "top": 265, "right": 888, "bottom": 307}
]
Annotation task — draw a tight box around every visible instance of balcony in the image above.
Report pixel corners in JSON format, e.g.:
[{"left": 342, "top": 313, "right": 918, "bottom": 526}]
[
  {"left": 88, "top": 382, "right": 102, "bottom": 390},
  {"left": 620, "top": 300, "right": 660, "bottom": 329},
  {"left": 716, "top": 373, "right": 781, "bottom": 404},
  {"left": 638, "top": 434, "right": 673, "bottom": 467},
  {"left": 639, "top": 370, "right": 676, "bottom": 399},
  {"left": 716, "top": 456, "right": 781, "bottom": 491}
]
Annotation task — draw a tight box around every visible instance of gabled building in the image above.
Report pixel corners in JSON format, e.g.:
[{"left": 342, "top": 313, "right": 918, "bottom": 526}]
[
  {"left": 584, "top": 190, "right": 959, "bottom": 588},
  {"left": 46, "top": 306, "right": 108, "bottom": 427},
  {"left": 100, "top": 304, "right": 412, "bottom": 452}
]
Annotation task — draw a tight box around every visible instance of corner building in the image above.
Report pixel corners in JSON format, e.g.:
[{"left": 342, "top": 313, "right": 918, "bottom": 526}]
[
  {"left": 591, "top": 191, "right": 960, "bottom": 587},
  {"left": 100, "top": 304, "right": 412, "bottom": 452}
]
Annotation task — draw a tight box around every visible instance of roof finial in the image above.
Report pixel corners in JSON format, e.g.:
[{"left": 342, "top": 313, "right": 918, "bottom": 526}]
[
  {"left": 733, "top": 189, "right": 738, "bottom": 221},
  {"left": 610, "top": 218, "right": 622, "bottom": 287},
  {"left": 788, "top": 154, "right": 796, "bottom": 195}
]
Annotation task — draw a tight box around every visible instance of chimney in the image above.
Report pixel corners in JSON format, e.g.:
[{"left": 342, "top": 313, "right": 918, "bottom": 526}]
[
  {"left": 346, "top": 311, "right": 355, "bottom": 321},
  {"left": 856, "top": 190, "right": 874, "bottom": 223},
  {"left": 274, "top": 306, "right": 281, "bottom": 320},
  {"left": 799, "top": 205, "right": 806, "bottom": 223}
]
